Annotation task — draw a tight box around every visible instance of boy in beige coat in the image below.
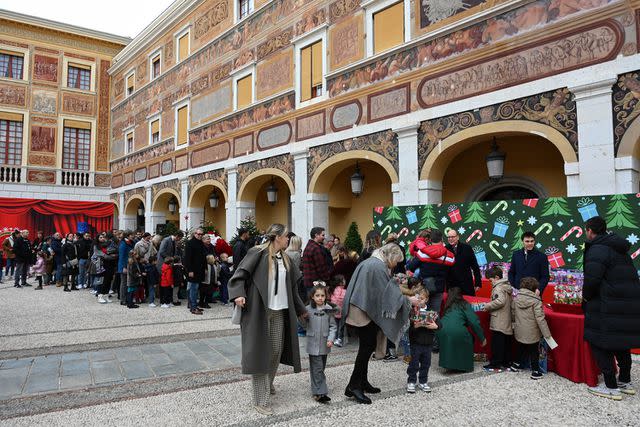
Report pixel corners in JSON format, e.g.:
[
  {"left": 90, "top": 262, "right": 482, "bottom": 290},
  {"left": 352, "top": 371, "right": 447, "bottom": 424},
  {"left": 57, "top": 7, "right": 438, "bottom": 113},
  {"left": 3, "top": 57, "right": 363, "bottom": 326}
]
[
  {"left": 483, "top": 266, "right": 513, "bottom": 372},
  {"left": 510, "top": 277, "right": 552, "bottom": 379}
]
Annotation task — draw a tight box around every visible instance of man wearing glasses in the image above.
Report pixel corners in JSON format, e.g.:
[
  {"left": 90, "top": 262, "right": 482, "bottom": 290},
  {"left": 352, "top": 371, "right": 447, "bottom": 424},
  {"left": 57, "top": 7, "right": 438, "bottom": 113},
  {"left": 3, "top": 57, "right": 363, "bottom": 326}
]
[
  {"left": 184, "top": 228, "right": 208, "bottom": 315},
  {"left": 445, "top": 229, "right": 482, "bottom": 296}
]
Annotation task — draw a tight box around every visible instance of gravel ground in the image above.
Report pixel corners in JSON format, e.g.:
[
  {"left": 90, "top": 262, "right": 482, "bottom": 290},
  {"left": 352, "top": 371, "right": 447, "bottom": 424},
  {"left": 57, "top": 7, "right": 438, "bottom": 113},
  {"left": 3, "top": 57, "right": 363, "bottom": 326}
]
[{"left": 6, "top": 357, "right": 639, "bottom": 426}]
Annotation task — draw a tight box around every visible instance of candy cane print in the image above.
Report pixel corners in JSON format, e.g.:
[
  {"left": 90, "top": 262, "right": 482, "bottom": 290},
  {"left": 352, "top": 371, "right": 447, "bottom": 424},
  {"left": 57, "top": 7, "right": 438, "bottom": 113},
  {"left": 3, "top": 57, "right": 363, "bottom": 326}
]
[
  {"left": 489, "top": 240, "right": 503, "bottom": 260},
  {"left": 490, "top": 200, "right": 508, "bottom": 215},
  {"left": 444, "top": 227, "right": 454, "bottom": 236},
  {"left": 534, "top": 222, "right": 553, "bottom": 235},
  {"left": 560, "top": 226, "right": 583, "bottom": 241},
  {"left": 465, "top": 229, "right": 483, "bottom": 243},
  {"left": 631, "top": 247, "right": 640, "bottom": 260},
  {"left": 398, "top": 227, "right": 410, "bottom": 237},
  {"left": 381, "top": 224, "right": 392, "bottom": 236}
]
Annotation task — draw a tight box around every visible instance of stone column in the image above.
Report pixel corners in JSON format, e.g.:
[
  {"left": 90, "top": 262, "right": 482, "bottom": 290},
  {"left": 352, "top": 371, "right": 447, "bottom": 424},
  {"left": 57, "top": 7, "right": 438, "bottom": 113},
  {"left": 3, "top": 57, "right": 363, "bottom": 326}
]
[
  {"left": 307, "top": 193, "right": 329, "bottom": 235},
  {"left": 118, "top": 192, "right": 126, "bottom": 230},
  {"left": 237, "top": 201, "right": 256, "bottom": 224},
  {"left": 292, "top": 149, "right": 309, "bottom": 237},
  {"left": 615, "top": 156, "right": 640, "bottom": 194},
  {"left": 570, "top": 78, "right": 618, "bottom": 196},
  {"left": 226, "top": 166, "right": 238, "bottom": 236},
  {"left": 180, "top": 179, "right": 189, "bottom": 231},
  {"left": 144, "top": 186, "right": 153, "bottom": 233},
  {"left": 393, "top": 123, "right": 423, "bottom": 206},
  {"left": 419, "top": 180, "right": 442, "bottom": 204}
]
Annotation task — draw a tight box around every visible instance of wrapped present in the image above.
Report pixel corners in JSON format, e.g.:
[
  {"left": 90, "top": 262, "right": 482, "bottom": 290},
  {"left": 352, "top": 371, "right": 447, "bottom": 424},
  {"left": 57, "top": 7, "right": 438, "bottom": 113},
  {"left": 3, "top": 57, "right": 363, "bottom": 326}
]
[
  {"left": 473, "top": 246, "right": 487, "bottom": 266},
  {"left": 447, "top": 205, "right": 462, "bottom": 223},
  {"left": 405, "top": 207, "right": 417, "bottom": 225},
  {"left": 577, "top": 197, "right": 598, "bottom": 221},
  {"left": 374, "top": 206, "right": 384, "bottom": 214},
  {"left": 412, "top": 306, "right": 439, "bottom": 328},
  {"left": 522, "top": 198, "right": 539, "bottom": 208},
  {"left": 492, "top": 216, "right": 510, "bottom": 238},
  {"left": 545, "top": 246, "right": 565, "bottom": 269}
]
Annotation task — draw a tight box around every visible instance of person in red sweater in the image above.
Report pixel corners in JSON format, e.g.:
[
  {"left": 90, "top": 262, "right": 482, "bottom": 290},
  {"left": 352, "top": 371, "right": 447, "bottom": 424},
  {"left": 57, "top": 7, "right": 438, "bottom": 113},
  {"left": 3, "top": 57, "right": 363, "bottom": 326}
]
[{"left": 160, "top": 256, "right": 174, "bottom": 308}]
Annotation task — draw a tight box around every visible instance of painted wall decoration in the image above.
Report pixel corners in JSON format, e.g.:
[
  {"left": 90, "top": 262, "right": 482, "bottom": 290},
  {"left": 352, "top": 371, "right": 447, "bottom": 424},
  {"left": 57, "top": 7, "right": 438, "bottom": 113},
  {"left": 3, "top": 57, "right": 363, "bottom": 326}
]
[
  {"left": 149, "top": 163, "right": 160, "bottom": 179},
  {"left": 372, "top": 194, "right": 640, "bottom": 270},
  {"left": 0, "top": 83, "right": 27, "bottom": 107},
  {"left": 237, "top": 153, "right": 294, "bottom": 193},
  {"left": 111, "top": 174, "right": 123, "bottom": 188},
  {"left": 190, "top": 141, "right": 231, "bottom": 167},
  {"left": 613, "top": 70, "right": 640, "bottom": 154},
  {"left": 96, "top": 59, "right": 111, "bottom": 172},
  {"left": 61, "top": 92, "right": 95, "bottom": 116},
  {"left": 134, "top": 167, "right": 147, "bottom": 182},
  {"left": 296, "top": 110, "right": 325, "bottom": 141},
  {"left": 257, "top": 27, "right": 293, "bottom": 60},
  {"left": 256, "top": 48, "right": 293, "bottom": 100},
  {"left": 327, "top": 0, "right": 619, "bottom": 97},
  {"left": 257, "top": 122, "right": 291, "bottom": 150},
  {"left": 329, "top": 0, "right": 360, "bottom": 23},
  {"left": 30, "top": 125, "right": 55, "bottom": 153},
  {"left": 161, "top": 159, "right": 173, "bottom": 175},
  {"left": 417, "top": 21, "right": 623, "bottom": 108},
  {"left": 188, "top": 168, "right": 227, "bottom": 197},
  {"left": 124, "top": 172, "right": 133, "bottom": 186},
  {"left": 111, "top": 140, "right": 174, "bottom": 173},
  {"left": 234, "top": 133, "right": 254, "bottom": 156},
  {"left": 294, "top": 7, "right": 327, "bottom": 38},
  {"left": 331, "top": 100, "right": 362, "bottom": 131},
  {"left": 307, "top": 129, "right": 398, "bottom": 185},
  {"left": 418, "top": 0, "right": 487, "bottom": 29},
  {"left": 194, "top": 0, "right": 230, "bottom": 40},
  {"left": 175, "top": 154, "right": 189, "bottom": 172},
  {"left": 368, "top": 84, "right": 410, "bottom": 123},
  {"left": 27, "top": 170, "right": 55, "bottom": 184},
  {"left": 191, "top": 83, "right": 232, "bottom": 126},
  {"left": 32, "top": 54, "right": 59, "bottom": 83},
  {"left": 329, "top": 13, "right": 364, "bottom": 71},
  {"left": 151, "top": 179, "right": 180, "bottom": 200},
  {"left": 28, "top": 153, "right": 56, "bottom": 167},
  {"left": 31, "top": 89, "right": 57, "bottom": 115},
  {"left": 94, "top": 174, "right": 111, "bottom": 187},
  {"left": 418, "top": 88, "right": 578, "bottom": 174}
]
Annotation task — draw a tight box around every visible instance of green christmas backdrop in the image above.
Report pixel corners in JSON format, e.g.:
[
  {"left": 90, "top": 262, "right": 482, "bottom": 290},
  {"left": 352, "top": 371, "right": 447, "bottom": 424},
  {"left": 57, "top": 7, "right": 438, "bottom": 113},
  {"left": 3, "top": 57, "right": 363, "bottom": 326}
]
[{"left": 373, "top": 194, "right": 640, "bottom": 271}]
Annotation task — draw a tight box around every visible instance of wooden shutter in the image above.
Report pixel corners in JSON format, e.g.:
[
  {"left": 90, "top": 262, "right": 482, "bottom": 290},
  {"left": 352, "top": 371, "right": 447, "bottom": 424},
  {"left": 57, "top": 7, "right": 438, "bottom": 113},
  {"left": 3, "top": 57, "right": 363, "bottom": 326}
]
[
  {"left": 373, "top": 2, "right": 404, "bottom": 54},
  {"left": 151, "top": 120, "right": 160, "bottom": 135},
  {"left": 64, "top": 119, "right": 91, "bottom": 130},
  {"left": 127, "top": 73, "right": 134, "bottom": 90},
  {"left": 178, "top": 33, "right": 189, "bottom": 61},
  {"left": 70, "top": 62, "right": 91, "bottom": 70},
  {"left": 177, "top": 106, "right": 188, "bottom": 145},
  {"left": 0, "top": 111, "right": 23, "bottom": 122},
  {"left": 300, "top": 45, "right": 312, "bottom": 102},
  {"left": 236, "top": 74, "right": 253, "bottom": 109},
  {"left": 311, "top": 41, "right": 323, "bottom": 87}
]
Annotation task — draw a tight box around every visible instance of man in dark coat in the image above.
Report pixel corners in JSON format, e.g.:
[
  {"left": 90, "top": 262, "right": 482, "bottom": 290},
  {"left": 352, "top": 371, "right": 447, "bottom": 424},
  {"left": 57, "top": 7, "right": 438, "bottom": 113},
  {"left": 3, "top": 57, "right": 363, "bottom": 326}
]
[
  {"left": 51, "top": 232, "right": 64, "bottom": 286},
  {"left": 446, "top": 229, "right": 481, "bottom": 296},
  {"left": 184, "top": 228, "right": 207, "bottom": 315},
  {"left": 508, "top": 231, "right": 549, "bottom": 295},
  {"left": 583, "top": 216, "right": 640, "bottom": 400},
  {"left": 13, "top": 230, "right": 33, "bottom": 288},
  {"left": 156, "top": 230, "right": 183, "bottom": 272},
  {"left": 233, "top": 227, "right": 250, "bottom": 269}
]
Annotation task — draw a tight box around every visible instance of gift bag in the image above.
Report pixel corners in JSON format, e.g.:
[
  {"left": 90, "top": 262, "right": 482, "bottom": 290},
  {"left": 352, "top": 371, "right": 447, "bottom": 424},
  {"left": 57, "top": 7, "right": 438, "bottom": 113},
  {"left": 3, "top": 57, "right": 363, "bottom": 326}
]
[{"left": 538, "top": 338, "right": 549, "bottom": 374}]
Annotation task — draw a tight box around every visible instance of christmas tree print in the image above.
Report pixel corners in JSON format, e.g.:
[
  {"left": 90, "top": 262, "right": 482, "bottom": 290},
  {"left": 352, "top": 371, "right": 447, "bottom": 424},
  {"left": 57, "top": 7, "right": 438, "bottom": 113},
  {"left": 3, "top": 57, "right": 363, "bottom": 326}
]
[
  {"left": 464, "top": 202, "right": 488, "bottom": 224},
  {"left": 605, "top": 194, "right": 638, "bottom": 228},
  {"left": 541, "top": 197, "right": 571, "bottom": 217},
  {"left": 419, "top": 205, "right": 438, "bottom": 230},
  {"left": 385, "top": 206, "right": 402, "bottom": 222},
  {"left": 510, "top": 220, "right": 526, "bottom": 251}
]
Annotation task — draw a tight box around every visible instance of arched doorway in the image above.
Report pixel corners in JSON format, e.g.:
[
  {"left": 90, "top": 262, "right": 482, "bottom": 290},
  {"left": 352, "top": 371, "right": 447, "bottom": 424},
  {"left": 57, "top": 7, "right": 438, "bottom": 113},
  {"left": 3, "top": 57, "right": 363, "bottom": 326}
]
[
  {"left": 309, "top": 154, "right": 396, "bottom": 240},
  {"left": 189, "top": 181, "right": 227, "bottom": 239},
  {"left": 152, "top": 189, "right": 180, "bottom": 234},
  {"left": 112, "top": 203, "right": 119, "bottom": 231},
  {"left": 238, "top": 170, "right": 293, "bottom": 232},
  {"left": 480, "top": 185, "right": 539, "bottom": 201},
  {"left": 124, "top": 195, "right": 145, "bottom": 232}
]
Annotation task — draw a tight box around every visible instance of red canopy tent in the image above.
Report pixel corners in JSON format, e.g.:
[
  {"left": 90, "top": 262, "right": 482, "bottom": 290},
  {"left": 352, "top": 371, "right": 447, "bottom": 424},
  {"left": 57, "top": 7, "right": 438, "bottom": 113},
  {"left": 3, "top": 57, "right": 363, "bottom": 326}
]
[{"left": 0, "top": 197, "right": 113, "bottom": 239}]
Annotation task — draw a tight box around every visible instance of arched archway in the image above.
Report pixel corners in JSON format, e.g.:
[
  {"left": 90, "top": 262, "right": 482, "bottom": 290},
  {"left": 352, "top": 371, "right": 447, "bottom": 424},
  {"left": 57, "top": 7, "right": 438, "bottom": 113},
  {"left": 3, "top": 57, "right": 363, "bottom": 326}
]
[
  {"left": 152, "top": 188, "right": 181, "bottom": 233},
  {"left": 310, "top": 154, "right": 394, "bottom": 239},
  {"left": 124, "top": 195, "right": 145, "bottom": 231},
  {"left": 112, "top": 203, "right": 120, "bottom": 231},
  {"left": 189, "top": 180, "right": 228, "bottom": 238},
  {"left": 238, "top": 169, "right": 294, "bottom": 232}
]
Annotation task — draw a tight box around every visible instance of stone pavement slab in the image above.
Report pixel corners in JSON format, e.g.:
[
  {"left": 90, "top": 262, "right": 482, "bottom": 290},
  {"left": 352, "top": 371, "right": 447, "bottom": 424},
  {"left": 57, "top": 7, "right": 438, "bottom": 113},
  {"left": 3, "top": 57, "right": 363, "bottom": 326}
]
[{"left": 120, "top": 360, "right": 154, "bottom": 380}]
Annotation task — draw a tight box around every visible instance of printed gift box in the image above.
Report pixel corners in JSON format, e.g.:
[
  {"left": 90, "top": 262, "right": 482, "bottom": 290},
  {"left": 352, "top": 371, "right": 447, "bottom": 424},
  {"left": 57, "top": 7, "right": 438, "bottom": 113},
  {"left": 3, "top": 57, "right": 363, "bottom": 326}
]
[
  {"left": 492, "top": 216, "right": 510, "bottom": 238},
  {"left": 447, "top": 205, "right": 462, "bottom": 223},
  {"left": 577, "top": 197, "right": 599, "bottom": 221},
  {"left": 545, "top": 246, "right": 566, "bottom": 269},
  {"left": 474, "top": 246, "right": 488, "bottom": 266},
  {"left": 405, "top": 207, "right": 417, "bottom": 225}
]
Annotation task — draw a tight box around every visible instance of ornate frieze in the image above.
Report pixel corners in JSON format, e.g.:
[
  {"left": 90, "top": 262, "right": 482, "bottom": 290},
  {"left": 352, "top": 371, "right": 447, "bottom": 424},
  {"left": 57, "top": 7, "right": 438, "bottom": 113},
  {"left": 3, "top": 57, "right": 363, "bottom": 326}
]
[{"left": 237, "top": 154, "right": 294, "bottom": 193}]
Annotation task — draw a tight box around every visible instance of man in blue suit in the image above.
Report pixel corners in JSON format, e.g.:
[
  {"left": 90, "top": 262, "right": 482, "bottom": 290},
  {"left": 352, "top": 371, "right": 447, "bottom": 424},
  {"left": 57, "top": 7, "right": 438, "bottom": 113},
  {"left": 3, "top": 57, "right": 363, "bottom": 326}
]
[{"left": 508, "top": 231, "right": 549, "bottom": 296}]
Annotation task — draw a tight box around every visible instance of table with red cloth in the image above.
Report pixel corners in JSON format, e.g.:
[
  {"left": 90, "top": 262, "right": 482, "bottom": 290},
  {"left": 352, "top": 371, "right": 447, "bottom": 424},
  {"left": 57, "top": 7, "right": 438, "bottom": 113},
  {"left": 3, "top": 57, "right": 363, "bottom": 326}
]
[
  {"left": 478, "top": 279, "right": 555, "bottom": 304},
  {"left": 446, "top": 294, "right": 600, "bottom": 386}
]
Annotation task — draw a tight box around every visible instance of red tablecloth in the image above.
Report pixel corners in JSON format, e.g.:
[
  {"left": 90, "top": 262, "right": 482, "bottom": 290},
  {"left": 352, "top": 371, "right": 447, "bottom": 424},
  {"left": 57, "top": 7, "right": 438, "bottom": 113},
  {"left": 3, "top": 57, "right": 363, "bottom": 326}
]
[
  {"left": 457, "top": 295, "right": 599, "bottom": 386},
  {"left": 478, "top": 279, "right": 555, "bottom": 303}
]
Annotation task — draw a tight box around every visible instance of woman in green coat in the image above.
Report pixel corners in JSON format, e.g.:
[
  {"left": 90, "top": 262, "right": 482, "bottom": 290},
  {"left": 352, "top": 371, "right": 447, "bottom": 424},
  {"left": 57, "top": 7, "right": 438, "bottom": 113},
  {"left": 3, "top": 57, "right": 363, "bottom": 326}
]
[{"left": 437, "top": 287, "right": 486, "bottom": 372}]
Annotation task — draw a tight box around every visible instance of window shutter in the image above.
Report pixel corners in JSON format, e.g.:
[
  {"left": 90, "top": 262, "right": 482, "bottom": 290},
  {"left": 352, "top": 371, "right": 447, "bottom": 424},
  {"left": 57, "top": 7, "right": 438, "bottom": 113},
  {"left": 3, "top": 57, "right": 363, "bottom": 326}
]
[
  {"left": 178, "top": 34, "right": 189, "bottom": 61},
  {"left": 127, "top": 74, "right": 134, "bottom": 90},
  {"left": 64, "top": 119, "right": 91, "bottom": 130},
  {"left": 0, "top": 111, "right": 23, "bottom": 122},
  {"left": 177, "top": 106, "right": 188, "bottom": 145},
  {"left": 151, "top": 120, "right": 160, "bottom": 135},
  {"left": 311, "top": 41, "right": 323, "bottom": 87},
  {"left": 373, "top": 2, "right": 404, "bottom": 54},
  {"left": 300, "top": 45, "right": 312, "bottom": 102},
  {"left": 236, "top": 74, "right": 253, "bottom": 109}
]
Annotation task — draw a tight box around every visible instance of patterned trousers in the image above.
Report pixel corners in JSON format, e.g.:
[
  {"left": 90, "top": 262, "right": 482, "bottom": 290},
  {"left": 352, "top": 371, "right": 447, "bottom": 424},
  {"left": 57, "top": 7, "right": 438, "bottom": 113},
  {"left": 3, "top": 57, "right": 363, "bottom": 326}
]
[{"left": 252, "top": 309, "right": 285, "bottom": 407}]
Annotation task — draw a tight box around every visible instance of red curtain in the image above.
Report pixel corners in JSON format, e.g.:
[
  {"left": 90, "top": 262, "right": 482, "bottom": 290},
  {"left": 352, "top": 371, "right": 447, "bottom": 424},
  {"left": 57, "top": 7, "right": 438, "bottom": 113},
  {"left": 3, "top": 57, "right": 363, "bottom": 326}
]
[{"left": 0, "top": 197, "right": 113, "bottom": 238}]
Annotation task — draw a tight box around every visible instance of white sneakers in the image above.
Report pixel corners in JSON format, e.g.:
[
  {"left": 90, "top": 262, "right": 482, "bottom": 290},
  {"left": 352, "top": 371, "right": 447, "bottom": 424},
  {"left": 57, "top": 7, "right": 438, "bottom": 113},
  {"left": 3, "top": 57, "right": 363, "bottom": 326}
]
[
  {"left": 406, "top": 383, "right": 416, "bottom": 393},
  {"left": 149, "top": 302, "right": 157, "bottom": 307},
  {"left": 618, "top": 382, "right": 636, "bottom": 395},
  {"left": 108, "top": 290, "right": 115, "bottom": 295},
  {"left": 161, "top": 304, "right": 170, "bottom": 308},
  {"left": 418, "top": 383, "right": 431, "bottom": 392},
  {"left": 588, "top": 384, "right": 623, "bottom": 401},
  {"left": 97, "top": 295, "right": 107, "bottom": 304}
]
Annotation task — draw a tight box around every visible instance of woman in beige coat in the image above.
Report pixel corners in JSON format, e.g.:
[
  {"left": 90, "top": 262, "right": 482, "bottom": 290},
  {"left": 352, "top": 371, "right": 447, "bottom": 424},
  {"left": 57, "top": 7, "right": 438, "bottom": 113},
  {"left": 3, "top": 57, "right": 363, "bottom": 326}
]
[{"left": 511, "top": 277, "right": 552, "bottom": 379}]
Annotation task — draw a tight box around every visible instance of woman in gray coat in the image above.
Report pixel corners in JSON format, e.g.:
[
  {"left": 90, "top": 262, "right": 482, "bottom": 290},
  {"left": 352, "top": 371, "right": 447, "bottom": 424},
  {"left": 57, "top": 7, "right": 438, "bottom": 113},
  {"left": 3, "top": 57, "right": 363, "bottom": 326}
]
[{"left": 228, "top": 224, "right": 307, "bottom": 416}]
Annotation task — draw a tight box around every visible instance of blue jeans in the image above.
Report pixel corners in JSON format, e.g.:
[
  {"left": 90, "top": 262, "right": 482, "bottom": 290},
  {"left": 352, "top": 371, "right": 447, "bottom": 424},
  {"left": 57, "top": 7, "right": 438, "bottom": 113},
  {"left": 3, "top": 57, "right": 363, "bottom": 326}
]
[
  {"left": 77, "top": 259, "right": 88, "bottom": 287},
  {"left": 220, "top": 282, "right": 229, "bottom": 304},
  {"left": 407, "top": 344, "right": 432, "bottom": 384},
  {"left": 148, "top": 283, "right": 156, "bottom": 304},
  {"left": 55, "top": 261, "right": 63, "bottom": 283},
  {"left": 5, "top": 258, "right": 15, "bottom": 276},
  {"left": 188, "top": 281, "right": 199, "bottom": 310}
]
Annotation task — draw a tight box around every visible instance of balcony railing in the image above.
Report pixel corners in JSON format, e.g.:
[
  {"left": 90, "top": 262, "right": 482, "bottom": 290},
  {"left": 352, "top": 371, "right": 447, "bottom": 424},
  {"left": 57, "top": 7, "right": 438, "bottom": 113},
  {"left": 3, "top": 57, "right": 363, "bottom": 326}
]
[
  {"left": 60, "top": 170, "right": 91, "bottom": 186},
  {"left": 0, "top": 166, "right": 23, "bottom": 183}
]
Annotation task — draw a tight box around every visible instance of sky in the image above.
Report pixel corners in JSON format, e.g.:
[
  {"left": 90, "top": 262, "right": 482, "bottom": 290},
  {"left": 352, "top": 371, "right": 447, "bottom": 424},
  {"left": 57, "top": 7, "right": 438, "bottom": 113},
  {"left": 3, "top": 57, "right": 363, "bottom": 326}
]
[{"left": 0, "top": 0, "right": 177, "bottom": 39}]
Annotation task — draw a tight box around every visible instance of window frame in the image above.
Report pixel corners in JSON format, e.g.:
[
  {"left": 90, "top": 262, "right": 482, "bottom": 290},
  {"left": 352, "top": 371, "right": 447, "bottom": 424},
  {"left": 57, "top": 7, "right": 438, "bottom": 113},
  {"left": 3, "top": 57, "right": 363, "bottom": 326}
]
[
  {"left": 174, "top": 26, "right": 191, "bottom": 64},
  {"left": 62, "top": 125, "right": 91, "bottom": 171},
  {"left": 235, "top": 0, "right": 254, "bottom": 22},
  {"left": 0, "top": 45, "right": 29, "bottom": 83},
  {"left": 67, "top": 64, "right": 91, "bottom": 91},
  {"left": 173, "top": 100, "right": 190, "bottom": 149},
  {"left": 149, "top": 49, "right": 162, "bottom": 81},
  {"left": 125, "top": 129, "right": 135, "bottom": 155},
  {"left": 232, "top": 64, "right": 255, "bottom": 111},
  {"left": 148, "top": 115, "right": 161, "bottom": 146},
  {"left": 0, "top": 115, "right": 24, "bottom": 166},
  {"left": 125, "top": 69, "right": 135, "bottom": 98},
  {"left": 363, "top": 0, "right": 411, "bottom": 57},
  {"left": 293, "top": 25, "right": 328, "bottom": 108},
  {"left": 62, "top": 57, "right": 96, "bottom": 92}
]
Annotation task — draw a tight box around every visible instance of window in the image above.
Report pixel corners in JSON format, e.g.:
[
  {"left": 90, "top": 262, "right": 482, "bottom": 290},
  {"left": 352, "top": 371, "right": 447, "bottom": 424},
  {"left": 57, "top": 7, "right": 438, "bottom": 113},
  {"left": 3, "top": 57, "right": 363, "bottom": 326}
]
[
  {"left": 126, "top": 72, "right": 135, "bottom": 97},
  {"left": 0, "top": 112, "right": 23, "bottom": 165},
  {"left": 236, "top": 74, "right": 253, "bottom": 109},
  {"left": 177, "top": 32, "right": 190, "bottom": 63},
  {"left": 176, "top": 105, "right": 188, "bottom": 146},
  {"left": 238, "top": 0, "right": 253, "bottom": 20},
  {"left": 67, "top": 64, "right": 91, "bottom": 90},
  {"left": 150, "top": 119, "right": 160, "bottom": 144},
  {"left": 151, "top": 54, "right": 161, "bottom": 79},
  {"left": 0, "top": 52, "right": 24, "bottom": 79},
  {"left": 126, "top": 131, "right": 134, "bottom": 154},
  {"left": 63, "top": 121, "right": 91, "bottom": 170},
  {"left": 300, "top": 40, "right": 323, "bottom": 102},
  {"left": 373, "top": 2, "right": 404, "bottom": 54}
]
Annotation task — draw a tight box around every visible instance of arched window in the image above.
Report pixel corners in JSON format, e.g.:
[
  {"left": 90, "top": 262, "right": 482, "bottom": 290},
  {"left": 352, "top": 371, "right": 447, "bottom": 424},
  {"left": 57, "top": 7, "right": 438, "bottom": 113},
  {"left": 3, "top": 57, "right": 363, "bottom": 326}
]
[{"left": 466, "top": 176, "right": 547, "bottom": 202}]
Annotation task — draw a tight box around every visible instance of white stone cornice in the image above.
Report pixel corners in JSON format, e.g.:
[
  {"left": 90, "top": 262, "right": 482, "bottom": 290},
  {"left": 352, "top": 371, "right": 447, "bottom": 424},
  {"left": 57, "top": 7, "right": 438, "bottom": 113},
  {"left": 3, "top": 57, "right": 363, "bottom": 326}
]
[
  {"left": 564, "top": 162, "right": 580, "bottom": 176},
  {"left": 569, "top": 78, "right": 618, "bottom": 101},
  {"left": 393, "top": 123, "right": 420, "bottom": 138},
  {"left": 615, "top": 156, "right": 640, "bottom": 171}
]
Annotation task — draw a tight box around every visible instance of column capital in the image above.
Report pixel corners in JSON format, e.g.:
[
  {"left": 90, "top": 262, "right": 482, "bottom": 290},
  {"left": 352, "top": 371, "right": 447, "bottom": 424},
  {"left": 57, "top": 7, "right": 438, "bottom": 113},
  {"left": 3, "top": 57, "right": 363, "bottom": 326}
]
[
  {"left": 292, "top": 148, "right": 309, "bottom": 161},
  {"left": 392, "top": 123, "right": 420, "bottom": 138},
  {"left": 569, "top": 78, "right": 618, "bottom": 101},
  {"left": 225, "top": 165, "right": 238, "bottom": 174},
  {"left": 179, "top": 178, "right": 189, "bottom": 186}
]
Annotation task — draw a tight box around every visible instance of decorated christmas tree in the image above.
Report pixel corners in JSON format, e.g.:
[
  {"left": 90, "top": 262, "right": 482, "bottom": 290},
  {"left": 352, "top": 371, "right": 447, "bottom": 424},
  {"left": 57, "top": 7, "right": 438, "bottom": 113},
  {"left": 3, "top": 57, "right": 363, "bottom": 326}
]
[
  {"left": 344, "top": 221, "right": 363, "bottom": 254},
  {"left": 510, "top": 221, "right": 526, "bottom": 251},
  {"left": 605, "top": 194, "right": 637, "bottom": 228},
  {"left": 464, "top": 202, "right": 488, "bottom": 224},
  {"left": 541, "top": 197, "right": 571, "bottom": 217},
  {"left": 385, "top": 206, "right": 402, "bottom": 222},
  {"left": 419, "top": 205, "right": 438, "bottom": 230},
  {"left": 229, "top": 216, "right": 261, "bottom": 246}
]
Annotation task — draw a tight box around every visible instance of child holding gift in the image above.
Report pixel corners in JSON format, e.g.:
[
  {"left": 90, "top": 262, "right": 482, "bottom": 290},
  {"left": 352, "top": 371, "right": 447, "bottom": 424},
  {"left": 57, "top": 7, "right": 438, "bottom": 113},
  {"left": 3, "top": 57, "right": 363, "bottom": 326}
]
[
  {"left": 305, "top": 282, "right": 337, "bottom": 404},
  {"left": 510, "top": 277, "right": 554, "bottom": 380},
  {"left": 406, "top": 284, "right": 439, "bottom": 393},
  {"left": 482, "top": 266, "right": 513, "bottom": 372}
]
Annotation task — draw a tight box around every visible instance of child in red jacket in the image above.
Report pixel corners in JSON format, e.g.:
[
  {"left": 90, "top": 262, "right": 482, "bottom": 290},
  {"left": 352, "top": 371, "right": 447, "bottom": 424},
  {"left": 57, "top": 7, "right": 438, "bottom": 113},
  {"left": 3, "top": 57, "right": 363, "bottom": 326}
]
[{"left": 160, "top": 256, "right": 174, "bottom": 308}]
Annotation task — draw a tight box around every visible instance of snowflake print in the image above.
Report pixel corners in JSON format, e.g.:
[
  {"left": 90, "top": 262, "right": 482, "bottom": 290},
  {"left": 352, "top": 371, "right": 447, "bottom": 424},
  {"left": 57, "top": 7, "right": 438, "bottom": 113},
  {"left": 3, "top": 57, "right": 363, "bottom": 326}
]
[
  {"left": 441, "top": 216, "right": 448, "bottom": 224},
  {"left": 509, "top": 210, "right": 515, "bottom": 216},
  {"left": 458, "top": 226, "right": 466, "bottom": 235},
  {"left": 377, "top": 220, "right": 383, "bottom": 227},
  {"left": 536, "top": 243, "right": 542, "bottom": 249},
  {"left": 556, "top": 221, "right": 563, "bottom": 227},
  {"left": 399, "top": 241, "right": 406, "bottom": 247},
  {"left": 566, "top": 244, "right": 577, "bottom": 254},
  {"left": 527, "top": 216, "right": 537, "bottom": 226},
  {"left": 502, "top": 243, "right": 508, "bottom": 249},
  {"left": 627, "top": 233, "right": 639, "bottom": 245}
]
